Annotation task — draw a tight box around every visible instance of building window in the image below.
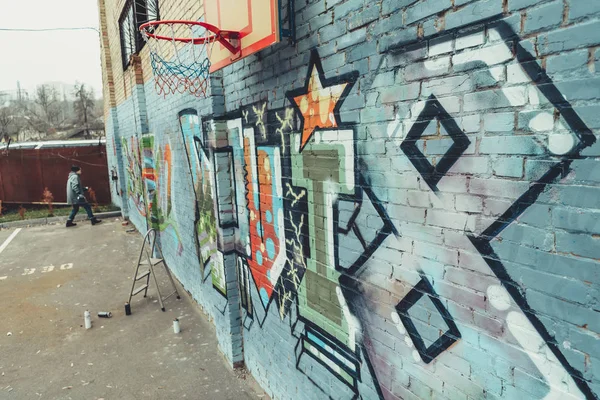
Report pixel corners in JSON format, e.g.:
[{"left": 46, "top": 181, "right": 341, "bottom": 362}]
[{"left": 119, "top": 0, "right": 159, "bottom": 69}]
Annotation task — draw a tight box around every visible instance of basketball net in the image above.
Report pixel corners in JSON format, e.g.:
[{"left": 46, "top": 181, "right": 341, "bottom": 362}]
[{"left": 141, "top": 22, "right": 217, "bottom": 98}]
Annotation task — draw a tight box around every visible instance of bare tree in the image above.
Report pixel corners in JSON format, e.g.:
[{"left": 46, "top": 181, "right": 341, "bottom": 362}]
[
  {"left": 16, "top": 84, "right": 63, "bottom": 136},
  {"left": 0, "top": 106, "right": 24, "bottom": 142},
  {"left": 2, "top": 83, "right": 103, "bottom": 142},
  {"left": 61, "top": 90, "right": 70, "bottom": 124},
  {"left": 0, "top": 107, "right": 13, "bottom": 141},
  {"left": 34, "top": 85, "right": 61, "bottom": 126},
  {"left": 74, "top": 83, "right": 95, "bottom": 138}
]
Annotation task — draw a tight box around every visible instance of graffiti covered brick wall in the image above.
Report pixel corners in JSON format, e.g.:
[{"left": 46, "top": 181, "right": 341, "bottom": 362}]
[{"left": 99, "top": 0, "right": 600, "bottom": 398}]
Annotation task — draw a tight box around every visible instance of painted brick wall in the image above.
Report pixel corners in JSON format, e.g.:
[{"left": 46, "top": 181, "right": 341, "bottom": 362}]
[{"left": 99, "top": 0, "right": 600, "bottom": 398}]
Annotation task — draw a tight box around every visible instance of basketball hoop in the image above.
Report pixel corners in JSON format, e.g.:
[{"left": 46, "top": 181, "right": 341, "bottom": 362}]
[{"left": 140, "top": 21, "right": 240, "bottom": 98}]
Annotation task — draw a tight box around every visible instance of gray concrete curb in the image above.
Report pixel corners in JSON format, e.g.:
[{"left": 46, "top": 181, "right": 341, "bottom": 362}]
[{"left": 0, "top": 211, "right": 123, "bottom": 230}]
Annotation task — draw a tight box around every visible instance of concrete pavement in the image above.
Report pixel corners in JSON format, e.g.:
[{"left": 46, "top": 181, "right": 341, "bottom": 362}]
[{"left": 0, "top": 220, "right": 263, "bottom": 400}]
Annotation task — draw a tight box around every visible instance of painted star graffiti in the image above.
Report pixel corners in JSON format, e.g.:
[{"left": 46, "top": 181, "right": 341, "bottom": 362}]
[{"left": 287, "top": 50, "right": 358, "bottom": 152}]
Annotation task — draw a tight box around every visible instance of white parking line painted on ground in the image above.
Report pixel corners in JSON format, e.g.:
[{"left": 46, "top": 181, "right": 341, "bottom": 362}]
[
  {"left": 0, "top": 228, "right": 22, "bottom": 255},
  {"left": 0, "top": 276, "right": 6, "bottom": 280}
]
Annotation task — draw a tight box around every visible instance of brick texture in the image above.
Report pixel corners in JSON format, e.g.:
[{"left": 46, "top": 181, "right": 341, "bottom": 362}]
[{"left": 98, "top": 0, "right": 600, "bottom": 399}]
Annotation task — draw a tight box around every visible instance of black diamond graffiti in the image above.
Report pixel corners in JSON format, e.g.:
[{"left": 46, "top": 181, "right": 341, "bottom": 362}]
[
  {"left": 336, "top": 176, "right": 398, "bottom": 275},
  {"left": 395, "top": 276, "right": 461, "bottom": 364},
  {"left": 400, "top": 94, "right": 470, "bottom": 192},
  {"left": 344, "top": 18, "right": 598, "bottom": 400}
]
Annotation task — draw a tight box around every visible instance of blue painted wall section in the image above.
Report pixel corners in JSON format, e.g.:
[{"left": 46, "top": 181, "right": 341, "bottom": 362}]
[
  {"left": 102, "top": 0, "right": 600, "bottom": 398},
  {"left": 104, "top": 108, "right": 125, "bottom": 211}
]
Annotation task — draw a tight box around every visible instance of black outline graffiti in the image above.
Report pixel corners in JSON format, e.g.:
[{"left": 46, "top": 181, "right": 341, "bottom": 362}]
[
  {"left": 200, "top": 103, "right": 307, "bottom": 325},
  {"left": 213, "top": 147, "right": 239, "bottom": 229},
  {"left": 237, "top": 255, "right": 254, "bottom": 319},
  {"left": 466, "top": 20, "right": 595, "bottom": 400},
  {"left": 175, "top": 14, "right": 598, "bottom": 398},
  {"left": 178, "top": 109, "right": 209, "bottom": 282},
  {"left": 178, "top": 110, "right": 229, "bottom": 299},
  {"left": 194, "top": 133, "right": 218, "bottom": 284},
  {"left": 285, "top": 50, "right": 392, "bottom": 396},
  {"left": 400, "top": 94, "right": 471, "bottom": 193},
  {"left": 201, "top": 146, "right": 230, "bottom": 298},
  {"left": 335, "top": 176, "right": 399, "bottom": 276},
  {"left": 294, "top": 320, "right": 361, "bottom": 393},
  {"left": 286, "top": 49, "right": 359, "bottom": 153},
  {"left": 395, "top": 276, "right": 461, "bottom": 364},
  {"left": 360, "top": 17, "right": 597, "bottom": 400},
  {"left": 239, "top": 102, "right": 308, "bottom": 321}
]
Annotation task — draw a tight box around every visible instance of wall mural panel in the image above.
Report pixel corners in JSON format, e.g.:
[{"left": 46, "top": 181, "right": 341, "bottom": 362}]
[
  {"left": 121, "top": 136, "right": 146, "bottom": 219},
  {"left": 142, "top": 135, "right": 184, "bottom": 255},
  {"left": 242, "top": 131, "right": 286, "bottom": 308},
  {"left": 225, "top": 104, "right": 308, "bottom": 322},
  {"left": 222, "top": 29, "right": 595, "bottom": 397},
  {"left": 118, "top": 14, "right": 600, "bottom": 400},
  {"left": 341, "top": 19, "right": 596, "bottom": 400},
  {"left": 179, "top": 112, "right": 227, "bottom": 296}
]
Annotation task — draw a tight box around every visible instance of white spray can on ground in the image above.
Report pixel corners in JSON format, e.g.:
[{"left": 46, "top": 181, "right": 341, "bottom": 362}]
[
  {"left": 84, "top": 310, "right": 92, "bottom": 329},
  {"left": 173, "top": 318, "right": 180, "bottom": 334}
]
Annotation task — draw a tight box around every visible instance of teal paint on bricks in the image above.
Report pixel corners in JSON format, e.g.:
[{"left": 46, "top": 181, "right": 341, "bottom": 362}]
[{"left": 100, "top": 2, "right": 600, "bottom": 399}]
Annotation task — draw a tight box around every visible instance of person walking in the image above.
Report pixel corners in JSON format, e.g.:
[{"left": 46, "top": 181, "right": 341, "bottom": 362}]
[{"left": 66, "top": 165, "right": 101, "bottom": 227}]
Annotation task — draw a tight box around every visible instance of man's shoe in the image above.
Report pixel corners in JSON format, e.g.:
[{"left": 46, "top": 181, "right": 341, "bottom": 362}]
[
  {"left": 91, "top": 218, "right": 102, "bottom": 226},
  {"left": 66, "top": 220, "right": 77, "bottom": 227}
]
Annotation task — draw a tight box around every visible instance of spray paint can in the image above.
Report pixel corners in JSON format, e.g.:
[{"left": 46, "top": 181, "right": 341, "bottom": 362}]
[
  {"left": 84, "top": 310, "right": 92, "bottom": 329},
  {"left": 173, "top": 318, "right": 181, "bottom": 334},
  {"left": 98, "top": 312, "right": 112, "bottom": 318},
  {"left": 125, "top": 303, "right": 131, "bottom": 316}
]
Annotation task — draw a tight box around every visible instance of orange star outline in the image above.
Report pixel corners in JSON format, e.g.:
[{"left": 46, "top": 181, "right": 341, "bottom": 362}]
[{"left": 286, "top": 50, "right": 358, "bottom": 152}]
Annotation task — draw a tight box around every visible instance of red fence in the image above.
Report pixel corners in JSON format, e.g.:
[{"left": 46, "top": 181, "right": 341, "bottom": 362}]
[{"left": 0, "top": 144, "right": 111, "bottom": 205}]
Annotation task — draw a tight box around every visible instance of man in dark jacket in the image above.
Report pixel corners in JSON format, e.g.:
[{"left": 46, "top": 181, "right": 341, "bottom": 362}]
[{"left": 66, "top": 165, "right": 101, "bottom": 227}]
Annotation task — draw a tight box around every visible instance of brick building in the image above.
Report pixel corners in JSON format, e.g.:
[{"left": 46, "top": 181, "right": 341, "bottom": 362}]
[{"left": 97, "top": 0, "right": 600, "bottom": 398}]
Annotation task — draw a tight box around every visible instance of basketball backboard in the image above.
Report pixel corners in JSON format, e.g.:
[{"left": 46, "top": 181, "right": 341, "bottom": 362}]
[{"left": 204, "top": 0, "right": 280, "bottom": 71}]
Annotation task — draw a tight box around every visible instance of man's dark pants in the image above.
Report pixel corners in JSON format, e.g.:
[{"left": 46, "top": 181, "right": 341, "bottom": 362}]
[{"left": 68, "top": 204, "right": 94, "bottom": 221}]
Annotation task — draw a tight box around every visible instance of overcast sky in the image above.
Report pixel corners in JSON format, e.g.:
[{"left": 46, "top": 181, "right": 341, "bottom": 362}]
[{"left": 0, "top": 0, "right": 102, "bottom": 96}]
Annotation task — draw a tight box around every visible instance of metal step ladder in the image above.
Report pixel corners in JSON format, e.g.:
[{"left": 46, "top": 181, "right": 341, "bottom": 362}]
[{"left": 127, "top": 228, "right": 180, "bottom": 312}]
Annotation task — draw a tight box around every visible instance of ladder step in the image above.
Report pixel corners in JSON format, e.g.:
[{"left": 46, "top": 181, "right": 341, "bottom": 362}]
[
  {"left": 132, "top": 284, "right": 148, "bottom": 296},
  {"left": 135, "top": 270, "right": 150, "bottom": 281},
  {"left": 140, "top": 258, "right": 163, "bottom": 266}
]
